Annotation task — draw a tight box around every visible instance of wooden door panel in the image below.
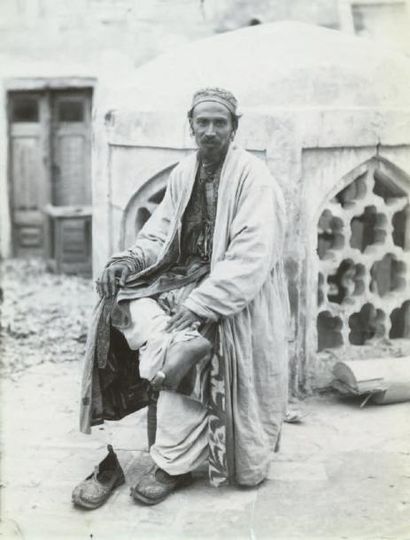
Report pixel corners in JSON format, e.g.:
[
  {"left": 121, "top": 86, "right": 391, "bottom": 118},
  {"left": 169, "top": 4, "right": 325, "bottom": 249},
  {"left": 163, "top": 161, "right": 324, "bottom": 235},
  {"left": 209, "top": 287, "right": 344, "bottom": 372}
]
[
  {"left": 52, "top": 91, "right": 91, "bottom": 206},
  {"left": 11, "top": 135, "right": 43, "bottom": 211},
  {"left": 50, "top": 90, "right": 92, "bottom": 275},
  {"left": 8, "top": 92, "right": 48, "bottom": 257},
  {"left": 13, "top": 224, "right": 44, "bottom": 253},
  {"left": 59, "top": 220, "right": 90, "bottom": 263},
  {"left": 54, "top": 132, "right": 88, "bottom": 205}
]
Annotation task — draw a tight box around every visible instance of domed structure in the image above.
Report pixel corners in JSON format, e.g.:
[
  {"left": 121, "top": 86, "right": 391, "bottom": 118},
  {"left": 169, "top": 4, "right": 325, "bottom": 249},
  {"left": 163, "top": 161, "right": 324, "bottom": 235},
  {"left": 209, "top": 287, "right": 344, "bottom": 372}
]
[
  {"left": 94, "top": 22, "right": 410, "bottom": 391},
  {"left": 105, "top": 21, "right": 410, "bottom": 113}
]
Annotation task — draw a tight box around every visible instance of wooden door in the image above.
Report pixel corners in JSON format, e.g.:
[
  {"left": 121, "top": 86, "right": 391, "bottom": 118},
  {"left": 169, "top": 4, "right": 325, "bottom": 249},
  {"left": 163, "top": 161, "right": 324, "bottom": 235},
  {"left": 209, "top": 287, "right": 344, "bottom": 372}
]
[
  {"left": 8, "top": 88, "right": 92, "bottom": 272},
  {"left": 51, "top": 90, "right": 92, "bottom": 206},
  {"left": 8, "top": 92, "right": 50, "bottom": 256}
]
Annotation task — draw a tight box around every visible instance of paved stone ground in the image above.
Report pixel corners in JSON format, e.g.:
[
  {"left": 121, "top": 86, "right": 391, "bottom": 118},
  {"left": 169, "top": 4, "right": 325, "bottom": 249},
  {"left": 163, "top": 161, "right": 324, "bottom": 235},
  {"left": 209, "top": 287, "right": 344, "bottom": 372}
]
[{"left": 1, "top": 360, "right": 409, "bottom": 540}]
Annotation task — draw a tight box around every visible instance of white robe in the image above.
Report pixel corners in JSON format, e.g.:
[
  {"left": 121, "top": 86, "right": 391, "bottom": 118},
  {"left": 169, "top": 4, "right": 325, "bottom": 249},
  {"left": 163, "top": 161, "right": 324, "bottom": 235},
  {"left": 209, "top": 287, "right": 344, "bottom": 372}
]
[{"left": 80, "top": 143, "right": 289, "bottom": 486}]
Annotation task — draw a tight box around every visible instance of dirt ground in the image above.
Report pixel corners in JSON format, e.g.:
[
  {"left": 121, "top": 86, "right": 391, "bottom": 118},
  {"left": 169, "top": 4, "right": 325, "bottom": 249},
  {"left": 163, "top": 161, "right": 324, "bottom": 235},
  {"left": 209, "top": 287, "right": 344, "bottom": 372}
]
[
  {"left": 1, "top": 360, "right": 409, "bottom": 540},
  {"left": 0, "top": 259, "right": 95, "bottom": 378}
]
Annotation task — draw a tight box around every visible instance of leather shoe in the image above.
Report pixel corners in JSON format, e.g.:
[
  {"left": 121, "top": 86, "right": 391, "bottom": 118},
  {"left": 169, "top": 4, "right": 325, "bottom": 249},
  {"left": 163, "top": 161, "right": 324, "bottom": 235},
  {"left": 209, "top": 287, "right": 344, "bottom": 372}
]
[
  {"left": 130, "top": 465, "right": 192, "bottom": 505},
  {"left": 72, "top": 445, "right": 125, "bottom": 509}
]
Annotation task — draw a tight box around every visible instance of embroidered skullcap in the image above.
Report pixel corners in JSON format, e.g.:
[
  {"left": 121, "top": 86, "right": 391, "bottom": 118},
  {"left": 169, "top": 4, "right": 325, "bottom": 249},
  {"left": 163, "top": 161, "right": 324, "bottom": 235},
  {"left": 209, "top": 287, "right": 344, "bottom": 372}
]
[{"left": 190, "top": 87, "right": 238, "bottom": 115}]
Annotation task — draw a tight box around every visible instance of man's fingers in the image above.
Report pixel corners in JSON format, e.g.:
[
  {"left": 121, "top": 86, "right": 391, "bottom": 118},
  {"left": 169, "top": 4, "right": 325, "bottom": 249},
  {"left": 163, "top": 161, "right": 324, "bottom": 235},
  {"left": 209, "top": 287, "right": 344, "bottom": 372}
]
[
  {"left": 107, "top": 267, "right": 118, "bottom": 297},
  {"left": 100, "top": 268, "right": 114, "bottom": 297},
  {"left": 166, "top": 313, "right": 187, "bottom": 332},
  {"left": 98, "top": 264, "right": 130, "bottom": 298},
  {"left": 173, "top": 320, "right": 192, "bottom": 332},
  {"left": 165, "top": 307, "right": 202, "bottom": 333},
  {"left": 105, "top": 270, "right": 113, "bottom": 297},
  {"left": 167, "top": 315, "right": 192, "bottom": 333},
  {"left": 165, "top": 313, "right": 181, "bottom": 331},
  {"left": 100, "top": 270, "right": 109, "bottom": 297},
  {"left": 119, "top": 266, "right": 129, "bottom": 287},
  {"left": 165, "top": 320, "right": 178, "bottom": 332}
]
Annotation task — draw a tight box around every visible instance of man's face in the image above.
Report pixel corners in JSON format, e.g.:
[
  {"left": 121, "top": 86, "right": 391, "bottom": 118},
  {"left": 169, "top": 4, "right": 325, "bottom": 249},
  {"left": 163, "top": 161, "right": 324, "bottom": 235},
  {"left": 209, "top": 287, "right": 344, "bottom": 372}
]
[{"left": 190, "top": 102, "right": 234, "bottom": 160}]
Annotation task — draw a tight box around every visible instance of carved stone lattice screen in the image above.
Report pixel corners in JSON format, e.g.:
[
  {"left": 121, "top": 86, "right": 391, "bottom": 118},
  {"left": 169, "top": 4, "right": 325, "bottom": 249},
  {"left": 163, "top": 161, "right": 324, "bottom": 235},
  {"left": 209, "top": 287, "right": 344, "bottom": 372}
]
[{"left": 317, "top": 159, "right": 410, "bottom": 354}]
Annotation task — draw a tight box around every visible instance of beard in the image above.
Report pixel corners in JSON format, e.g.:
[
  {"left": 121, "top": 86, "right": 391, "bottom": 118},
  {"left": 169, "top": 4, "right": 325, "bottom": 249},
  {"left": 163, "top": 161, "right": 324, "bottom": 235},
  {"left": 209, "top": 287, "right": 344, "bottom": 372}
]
[{"left": 198, "top": 137, "right": 230, "bottom": 163}]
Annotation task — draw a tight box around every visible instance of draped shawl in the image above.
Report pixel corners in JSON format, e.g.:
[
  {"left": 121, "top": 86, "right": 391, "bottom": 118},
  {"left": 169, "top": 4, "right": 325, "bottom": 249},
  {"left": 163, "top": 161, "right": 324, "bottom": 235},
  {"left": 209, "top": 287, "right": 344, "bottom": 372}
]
[{"left": 80, "top": 144, "right": 289, "bottom": 487}]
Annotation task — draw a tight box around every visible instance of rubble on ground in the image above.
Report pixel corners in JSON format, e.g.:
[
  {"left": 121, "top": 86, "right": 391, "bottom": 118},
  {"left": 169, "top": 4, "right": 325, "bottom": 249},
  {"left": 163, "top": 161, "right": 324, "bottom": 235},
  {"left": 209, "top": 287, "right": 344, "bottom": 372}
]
[{"left": 0, "top": 259, "right": 95, "bottom": 378}]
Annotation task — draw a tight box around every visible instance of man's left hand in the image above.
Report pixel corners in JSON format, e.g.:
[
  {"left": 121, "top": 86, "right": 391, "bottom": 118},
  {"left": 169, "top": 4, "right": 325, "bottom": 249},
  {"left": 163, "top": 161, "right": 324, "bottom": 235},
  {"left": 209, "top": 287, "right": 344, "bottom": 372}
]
[{"left": 165, "top": 306, "right": 203, "bottom": 333}]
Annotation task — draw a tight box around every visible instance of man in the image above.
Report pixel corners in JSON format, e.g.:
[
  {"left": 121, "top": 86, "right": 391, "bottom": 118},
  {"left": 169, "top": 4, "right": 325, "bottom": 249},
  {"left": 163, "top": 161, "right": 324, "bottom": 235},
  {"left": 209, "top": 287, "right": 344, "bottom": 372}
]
[{"left": 74, "top": 88, "right": 289, "bottom": 508}]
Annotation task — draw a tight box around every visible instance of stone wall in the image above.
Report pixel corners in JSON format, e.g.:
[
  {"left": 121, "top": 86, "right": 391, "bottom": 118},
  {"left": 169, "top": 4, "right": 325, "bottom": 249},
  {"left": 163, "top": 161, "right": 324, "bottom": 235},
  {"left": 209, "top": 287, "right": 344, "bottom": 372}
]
[
  {"left": 352, "top": 0, "right": 410, "bottom": 53},
  {"left": 0, "top": 0, "right": 216, "bottom": 65},
  {"left": 214, "top": 0, "right": 341, "bottom": 31}
]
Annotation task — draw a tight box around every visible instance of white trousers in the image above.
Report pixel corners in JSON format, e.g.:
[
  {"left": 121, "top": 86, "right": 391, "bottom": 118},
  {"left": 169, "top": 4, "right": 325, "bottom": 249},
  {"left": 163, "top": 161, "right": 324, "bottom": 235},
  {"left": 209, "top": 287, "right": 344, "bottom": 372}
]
[{"left": 121, "top": 297, "right": 209, "bottom": 475}]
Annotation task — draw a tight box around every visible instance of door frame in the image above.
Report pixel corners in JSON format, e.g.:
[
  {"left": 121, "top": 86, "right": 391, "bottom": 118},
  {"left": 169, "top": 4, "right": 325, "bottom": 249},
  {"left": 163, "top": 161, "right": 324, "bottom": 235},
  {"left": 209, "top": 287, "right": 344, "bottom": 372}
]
[{"left": 4, "top": 77, "right": 96, "bottom": 259}]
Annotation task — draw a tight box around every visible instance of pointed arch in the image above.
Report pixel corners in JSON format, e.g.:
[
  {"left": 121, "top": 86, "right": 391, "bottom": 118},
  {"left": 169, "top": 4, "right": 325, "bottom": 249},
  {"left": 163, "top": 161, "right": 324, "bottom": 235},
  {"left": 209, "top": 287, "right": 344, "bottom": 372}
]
[
  {"left": 315, "top": 156, "right": 410, "bottom": 224},
  {"left": 119, "top": 163, "right": 177, "bottom": 249}
]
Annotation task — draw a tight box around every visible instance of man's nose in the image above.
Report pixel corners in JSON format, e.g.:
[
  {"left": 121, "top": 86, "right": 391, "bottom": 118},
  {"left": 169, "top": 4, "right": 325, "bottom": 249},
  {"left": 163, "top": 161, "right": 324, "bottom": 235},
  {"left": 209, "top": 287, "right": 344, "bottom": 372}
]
[{"left": 205, "top": 123, "right": 216, "bottom": 136}]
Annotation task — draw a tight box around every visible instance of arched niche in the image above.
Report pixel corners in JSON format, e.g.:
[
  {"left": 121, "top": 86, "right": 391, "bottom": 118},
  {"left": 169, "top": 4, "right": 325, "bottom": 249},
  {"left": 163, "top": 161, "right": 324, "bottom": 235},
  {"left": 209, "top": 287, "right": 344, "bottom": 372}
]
[
  {"left": 315, "top": 156, "right": 410, "bottom": 353},
  {"left": 120, "top": 164, "right": 176, "bottom": 249}
]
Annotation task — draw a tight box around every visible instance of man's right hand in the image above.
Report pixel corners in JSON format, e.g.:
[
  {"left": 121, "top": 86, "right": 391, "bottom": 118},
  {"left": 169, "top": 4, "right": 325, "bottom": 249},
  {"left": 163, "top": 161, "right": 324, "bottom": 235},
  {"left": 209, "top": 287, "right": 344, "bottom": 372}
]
[{"left": 96, "top": 262, "right": 131, "bottom": 298}]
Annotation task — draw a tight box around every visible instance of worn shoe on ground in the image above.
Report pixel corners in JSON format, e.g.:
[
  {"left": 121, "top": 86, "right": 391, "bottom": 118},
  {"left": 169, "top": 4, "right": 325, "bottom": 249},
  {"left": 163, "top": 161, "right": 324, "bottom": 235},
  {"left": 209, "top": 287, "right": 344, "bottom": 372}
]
[
  {"left": 72, "top": 444, "right": 125, "bottom": 509},
  {"left": 130, "top": 465, "right": 192, "bottom": 505}
]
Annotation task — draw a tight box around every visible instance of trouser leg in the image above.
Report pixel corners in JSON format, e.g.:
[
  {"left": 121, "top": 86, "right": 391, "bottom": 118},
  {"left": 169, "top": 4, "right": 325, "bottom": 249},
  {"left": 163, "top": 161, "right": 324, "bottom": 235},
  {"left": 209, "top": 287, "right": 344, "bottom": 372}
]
[
  {"left": 119, "top": 297, "right": 171, "bottom": 380},
  {"left": 150, "top": 391, "right": 209, "bottom": 475},
  {"left": 118, "top": 297, "right": 209, "bottom": 474}
]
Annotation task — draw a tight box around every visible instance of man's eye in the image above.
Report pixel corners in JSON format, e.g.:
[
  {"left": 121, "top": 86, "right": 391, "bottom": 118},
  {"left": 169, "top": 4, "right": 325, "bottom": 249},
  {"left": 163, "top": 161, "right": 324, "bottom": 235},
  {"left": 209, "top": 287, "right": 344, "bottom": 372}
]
[
  {"left": 197, "top": 119, "right": 207, "bottom": 126},
  {"left": 215, "top": 120, "right": 226, "bottom": 127}
]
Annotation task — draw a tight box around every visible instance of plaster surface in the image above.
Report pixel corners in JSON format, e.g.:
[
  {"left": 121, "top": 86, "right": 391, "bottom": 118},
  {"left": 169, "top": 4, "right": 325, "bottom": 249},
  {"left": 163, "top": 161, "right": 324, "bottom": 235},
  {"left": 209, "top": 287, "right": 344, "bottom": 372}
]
[{"left": 104, "top": 21, "right": 410, "bottom": 114}]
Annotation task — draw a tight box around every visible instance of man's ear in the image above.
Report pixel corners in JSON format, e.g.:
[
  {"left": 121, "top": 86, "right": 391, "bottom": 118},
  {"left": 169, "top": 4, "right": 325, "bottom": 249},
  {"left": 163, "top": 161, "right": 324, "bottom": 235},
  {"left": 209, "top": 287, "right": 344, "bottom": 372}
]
[{"left": 188, "top": 118, "right": 195, "bottom": 137}]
